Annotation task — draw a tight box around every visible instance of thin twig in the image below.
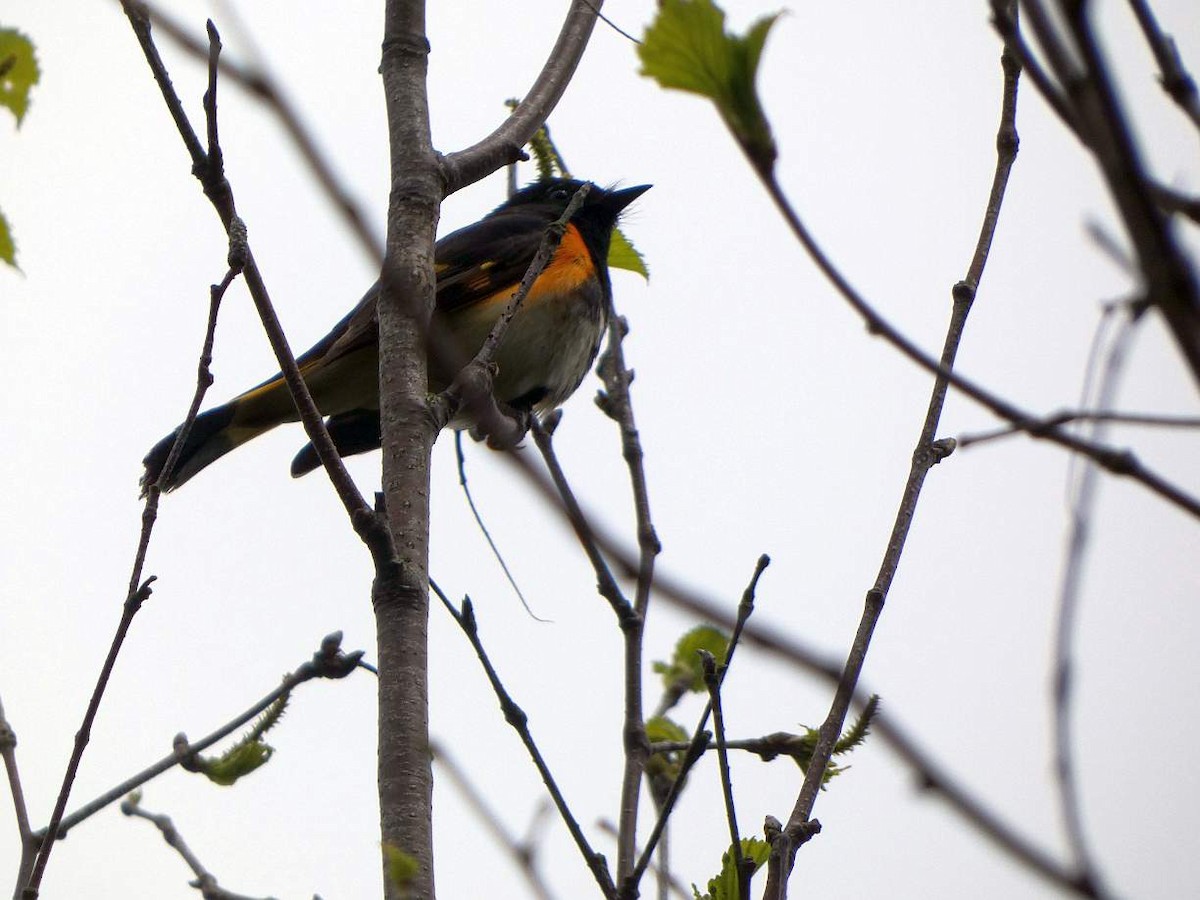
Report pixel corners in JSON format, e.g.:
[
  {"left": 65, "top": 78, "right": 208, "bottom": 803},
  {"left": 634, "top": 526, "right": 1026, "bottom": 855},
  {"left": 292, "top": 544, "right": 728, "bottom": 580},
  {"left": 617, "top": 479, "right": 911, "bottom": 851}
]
[
  {"left": 1049, "top": 307, "right": 1144, "bottom": 900},
  {"left": 595, "top": 311, "right": 661, "bottom": 882},
  {"left": 753, "top": 115, "right": 1200, "bottom": 518},
  {"left": 36, "top": 633, "right": 362, "bottom": 840},
  {"left": 765, "top": 23, "right": 1023, "bottom": 896},
  {"left": 146, "top": 259, "right": 243, "bottom": 497},
  {"left": 650, "top": 573, "right": 1106, "bottom": 898},
  {"left": 122, "top": 794, "right": 279, "bottom": 900},
  {"left": 442, "top": 0, "right": 606, "bottom": 191},
  {"left": 22, "top": 585, "right": 157, "bottom": 896},
  {"left": 1021, "top": 0, "right": 1200, "bottom": 386},
  {"left": 1, "top": 695, "right": 33, "bottom": 896},
  {"left": 990, "top": 2, "right": 1200, "bottom": 225},
  {"left": 1151, "top": 183, "right": 1200, "bottom": 225},
  {"left": 501, "top": 425, "right": 1103, "bottom": 896},
  {"left": 625, "top": 557, "right": 768, "bottom": 896},
  {"left": 432, "top": 743, "right": 557, "bottom": 900},
  {"left": 597, "top": 820, "right": 691, "bottom": 900},
  {"left": 431, "top": 584, "right": 617, "bottom": 899},
  {"left": 20, "top": 159, "right": 249, "bottom": 899},
  {"left": 453, "top": 431, "right": 543, "bottom": 620},
  {"left": 122, "top": 5, "right": 389, "bottom": 556},
  {"left": 1127, "top": 0, "right": 1200, "bottom": 134},
  {"left": 530, "top": 419, "right": 634, "bottom": 623},
  {"left": 700, "top": 652, "right": 749, "bottom": 900},
  {"left": 122, "top": 0, "right": 383, "bottom": 263},
  {"left": 959, "top": 408, "right": 1200, "bottom": 447},
  {"left": 580, "top": 0, "right": 642, "bottom": 46}
]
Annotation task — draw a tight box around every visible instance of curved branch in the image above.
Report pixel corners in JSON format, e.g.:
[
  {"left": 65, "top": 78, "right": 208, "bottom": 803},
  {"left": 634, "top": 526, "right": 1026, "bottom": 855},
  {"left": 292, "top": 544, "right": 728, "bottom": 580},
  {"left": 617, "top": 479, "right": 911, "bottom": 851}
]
[{"left": 442, "top": 0, "right": 604, "bottom": 191}]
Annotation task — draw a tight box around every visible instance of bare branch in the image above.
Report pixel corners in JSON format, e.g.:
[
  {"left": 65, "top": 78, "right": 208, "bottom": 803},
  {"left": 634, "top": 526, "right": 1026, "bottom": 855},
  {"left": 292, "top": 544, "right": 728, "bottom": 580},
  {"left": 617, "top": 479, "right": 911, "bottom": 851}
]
[
  {"left": 36, "top": 633, "right": 362, "bottom": 841},
  {"left": 118, "top": 0, "right": 383, "bottom": 264},
  {"left": 595, "top": 311, "right": 662, "bottom": 881},
  {"left": 433, "top": 585, "right": 617, "bottom": 899},
  {"left": 754, "top": 119, "right": 1200, "bottom": 518},
  {"left": 433, "top": 743, "right": 557, "bottom": 900},
  {"left": 1021, "top": 0, "right": 1200, "bottom": 386},
  {"left": 597, "top": 820, "right": 691, "bottom": 900},
  {"left": 764, "top": 22, "right": 1024, "bottom": 896},
  {"left": 531, "top": 419, "right": 634, "bottom": 624},
  {"left": 1, "top": 695, "right": 33, "bottom": 899},
  {"left": 443, "top": 0, "right": 605, "bottom": 191},
  {"left": 1049, "top": 304, "right": 1146, "bottom": 899},
  {"left": 625, "top": 557, "right": 767, "bottom": 897},
  {"left": 120, "top": 4, "right": 388, "bottom": 551},
  {"left": 700, "top": 653, "right": 751, "bottom": 900},
  {"left": 22, "top": 578, "right": 154, "bottom": 898},
  {"left": 959, "top": 409, "right": 1200, "bottom": 447},
  {"left": 1128, "top": 0, "right": 1200, "bottom": 134},
  {"left": 453, "top": 432, "right": 542, "bottom": 620},
  {"left": 497, "top": 432, "right": 1101, "bottom": 897},
  {"left": 122, "top": 794, "right": 280, "bottom": 900}
]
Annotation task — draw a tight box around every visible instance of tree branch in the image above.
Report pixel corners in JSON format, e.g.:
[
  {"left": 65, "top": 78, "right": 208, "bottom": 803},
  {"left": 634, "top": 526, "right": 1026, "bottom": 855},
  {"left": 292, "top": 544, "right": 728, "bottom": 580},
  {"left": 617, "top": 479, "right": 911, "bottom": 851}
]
[
  {"left": 768, "top": 27, "right": 1022, "bottom": 893},
  {"left": 34, "top": 634, "right": 362, "bottom": 841},
  {"left": 595, "top": 312, "right": 662, "bottom": 882},
  {"left": 1127, "top": 0, "right": 1200, "bottom": 134},
  {"left": 434, "top": 587, "right": 616, "bottom": 898},
  {"left": 442, "top": 0, "right": 605, "bottom": 191},
  {"left": 121, "top": 794, "right": 282, "bottom": 900},
  {"left": 432, "top": 744, "right": 557, "bottom": 900}
]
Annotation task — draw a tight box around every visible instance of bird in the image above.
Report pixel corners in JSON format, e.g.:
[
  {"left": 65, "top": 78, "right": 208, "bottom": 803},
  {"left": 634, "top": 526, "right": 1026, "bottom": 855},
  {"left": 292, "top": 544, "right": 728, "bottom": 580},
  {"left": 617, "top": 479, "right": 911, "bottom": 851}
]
[{"left": 141, "top": 178, "right": 650, "bottom": 493}]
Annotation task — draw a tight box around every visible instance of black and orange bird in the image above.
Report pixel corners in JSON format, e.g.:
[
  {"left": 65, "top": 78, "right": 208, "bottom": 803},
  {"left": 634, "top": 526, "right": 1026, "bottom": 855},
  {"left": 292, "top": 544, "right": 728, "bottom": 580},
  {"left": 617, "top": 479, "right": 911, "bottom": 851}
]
[{"left": 142, "top": 178, "right": 650, "bottom": 492}]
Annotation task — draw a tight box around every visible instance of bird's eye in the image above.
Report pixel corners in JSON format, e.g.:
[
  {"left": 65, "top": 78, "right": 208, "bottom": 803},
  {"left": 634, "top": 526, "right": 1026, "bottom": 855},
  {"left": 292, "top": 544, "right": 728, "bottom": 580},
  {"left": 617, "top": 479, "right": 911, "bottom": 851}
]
[{"left": 550, "top": 186, "right": 571, "bottom": 201}]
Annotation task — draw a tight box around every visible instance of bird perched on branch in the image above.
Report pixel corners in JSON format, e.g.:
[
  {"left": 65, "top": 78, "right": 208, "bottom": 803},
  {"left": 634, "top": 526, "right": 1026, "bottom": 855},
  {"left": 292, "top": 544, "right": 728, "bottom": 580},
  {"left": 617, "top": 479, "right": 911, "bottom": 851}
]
[{"left": 142, "top": 178, "right": 649, "bottom": 493}]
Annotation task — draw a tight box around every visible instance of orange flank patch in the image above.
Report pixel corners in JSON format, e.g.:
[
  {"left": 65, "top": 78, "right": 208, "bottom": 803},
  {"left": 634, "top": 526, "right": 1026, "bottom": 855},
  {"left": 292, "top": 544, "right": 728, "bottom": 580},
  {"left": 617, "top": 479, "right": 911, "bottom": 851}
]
[{"left": 478, "top": 224, "right": 597, "bottom": 312}]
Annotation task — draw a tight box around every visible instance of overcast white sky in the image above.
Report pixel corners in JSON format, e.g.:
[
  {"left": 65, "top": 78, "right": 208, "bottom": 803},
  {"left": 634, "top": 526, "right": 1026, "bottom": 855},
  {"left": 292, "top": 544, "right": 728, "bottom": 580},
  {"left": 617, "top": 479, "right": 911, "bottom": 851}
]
[{"left": 2, "top": 2, "right": 1199, "bottom": 898}]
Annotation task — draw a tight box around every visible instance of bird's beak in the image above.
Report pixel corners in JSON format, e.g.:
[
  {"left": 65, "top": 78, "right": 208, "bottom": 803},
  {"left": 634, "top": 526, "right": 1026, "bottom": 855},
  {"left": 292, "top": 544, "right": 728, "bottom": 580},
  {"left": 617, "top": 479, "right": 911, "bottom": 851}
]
[{"left": 605, "top": 183, "right": 652, "bottom": 215}]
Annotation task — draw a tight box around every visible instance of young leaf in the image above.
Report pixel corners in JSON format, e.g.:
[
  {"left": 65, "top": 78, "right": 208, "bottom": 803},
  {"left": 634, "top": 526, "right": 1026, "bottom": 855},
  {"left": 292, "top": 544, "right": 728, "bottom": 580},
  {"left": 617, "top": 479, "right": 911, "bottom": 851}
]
[
  {"left": 653, "top": 624, "right": 732, "bottom": 694},
  {"left": 0, "top": 28, "right": 39, "bottom": 127},
  {"left": 639, "top": 0, "right": 780, "bottom": 175},
  {"left": 190, "top": 692, "right": 289, "bottom": 786},
  {"left": 694, "top": 837, "right": 772, "bottom": 900},
  {"left": 199, "top": 739, "right": 273, "bottom": 786},
  {"left": 834, "top": 694, "right": 879, "bottom": 754},
  {"left": 609, "top": 226, "right": 649, "bottom": 281},
  {"left": 645, "top": 716, "right": 689, "bottom": 778},
  {"left": 0, "top": 207, "right": 15, "bottom": 269}
]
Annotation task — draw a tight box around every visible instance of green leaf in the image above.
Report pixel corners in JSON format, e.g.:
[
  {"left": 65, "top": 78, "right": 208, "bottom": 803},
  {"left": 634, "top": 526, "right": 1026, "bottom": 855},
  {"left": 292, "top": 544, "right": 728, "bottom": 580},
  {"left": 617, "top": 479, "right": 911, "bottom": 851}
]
[
  {"left": 834, "top": 694, "right": 878, "bottom": 754},
  {"left": 191, "top": 692, "right": 289, "bottom": 786},
  {"left": 639, "top": 0, "right": 780, "bottom": 174},
  {"left": 0, "top": 29, "right": 40, "bottom": 127},
  {"left": 645, "top": 715, "right": 689, "bottom": 778},
  {"left": 0, "top": 207, "right": 16, "bottom": 270},
  {"left": 654, "top": 624, "right": 731, "bottom": 694},
  {"left": 608, "top": 226, "right": 649, "bottom": 281},
  {"left": 198, "top": 739, "right": 273, "bottom": 786},
  {"left": 694, "top": 837, "right": 771, "bottom": 900},
  {"left": 383, "top": 843, "right": 419, "bottom": 893},
  {"left": 646, "top": 716, "right": 689, "bottom": 745},
  {"left": 780, "top": 696, "right": 878, "bottom": 786},
  {"left": 646, "top": 716, "right": 690, "bottom": 802}
]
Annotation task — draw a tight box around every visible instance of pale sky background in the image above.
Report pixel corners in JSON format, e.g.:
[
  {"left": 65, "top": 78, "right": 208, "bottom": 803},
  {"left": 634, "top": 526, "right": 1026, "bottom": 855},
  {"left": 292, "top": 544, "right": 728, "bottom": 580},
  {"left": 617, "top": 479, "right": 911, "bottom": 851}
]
[{"left": 2, "top": 2, "right": 1199, "bottom": 898}]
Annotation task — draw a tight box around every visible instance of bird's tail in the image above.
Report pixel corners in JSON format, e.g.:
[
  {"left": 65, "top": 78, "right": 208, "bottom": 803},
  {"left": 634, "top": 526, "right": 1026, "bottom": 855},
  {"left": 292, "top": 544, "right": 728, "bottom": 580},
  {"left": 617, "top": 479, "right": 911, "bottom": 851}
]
[{"left": 141, "top": 376, "right": 298, "bottom": 494}]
